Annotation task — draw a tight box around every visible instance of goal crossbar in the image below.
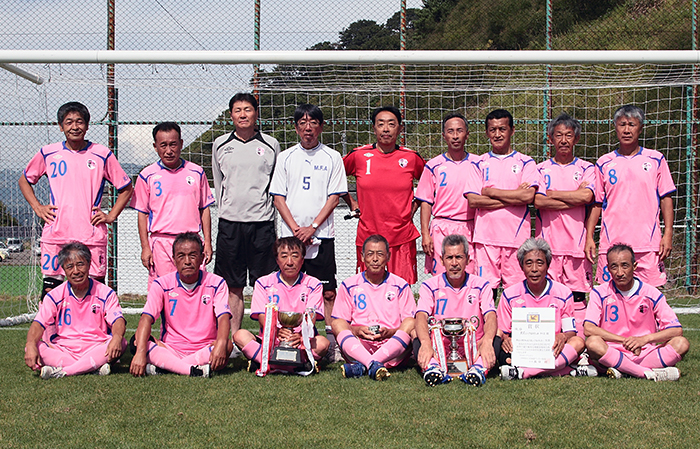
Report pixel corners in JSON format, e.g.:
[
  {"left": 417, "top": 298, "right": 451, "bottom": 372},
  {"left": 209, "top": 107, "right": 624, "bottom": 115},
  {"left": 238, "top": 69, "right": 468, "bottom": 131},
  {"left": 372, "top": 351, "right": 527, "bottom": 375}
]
[{"left": 2, "top": 50, "right": 700, "bottom": 65}]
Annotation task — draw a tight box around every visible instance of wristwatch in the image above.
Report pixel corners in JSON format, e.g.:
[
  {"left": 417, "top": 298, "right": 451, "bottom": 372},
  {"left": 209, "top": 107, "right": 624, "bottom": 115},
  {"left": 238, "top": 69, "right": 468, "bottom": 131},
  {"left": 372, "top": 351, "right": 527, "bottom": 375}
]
[{"left": 311, "top": 222, "right": 319, "bottom": 230}]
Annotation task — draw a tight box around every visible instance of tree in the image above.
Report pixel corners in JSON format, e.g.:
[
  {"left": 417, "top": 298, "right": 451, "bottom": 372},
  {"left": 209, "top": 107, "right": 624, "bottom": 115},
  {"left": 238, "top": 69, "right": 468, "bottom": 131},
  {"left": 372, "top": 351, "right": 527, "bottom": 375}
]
[{"left": 0, "top": 201, "right": 18, "bottom": 227}]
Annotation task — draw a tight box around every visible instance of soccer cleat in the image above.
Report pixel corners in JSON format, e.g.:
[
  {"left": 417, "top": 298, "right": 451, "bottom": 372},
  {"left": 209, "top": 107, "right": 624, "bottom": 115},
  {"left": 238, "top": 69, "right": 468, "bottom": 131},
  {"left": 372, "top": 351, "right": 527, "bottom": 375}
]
[
  {"left": 145, "top": 364, "right": 162, "bottom": 376},
  {"left": 606, "top": 367, "right": 623, "bottom": 379},
  {"left": 423, "top": 365, "right": 446, "bottom": 387},
  {"left": 368, "top": 361, "right": 390, "bottom": 381},
  {"left": 342, "top": 361, "right": 366, "bottom": 378},
  {"left": 247, "top": 359, "right": 261, "bottom": 373},
  {"left": 500, "top": 365, "right": 520, "bottom": 381},
  {"left": 649, "top": 367, "right": 681, "bottom": 382},
  {"left": 570, "top": 364, "right": 598, "bottom": 377},
  {"left": 40, "top": 365, "right": 66, "bottom": 379},
  {"left": 461, "top": 367, "right": 487, "bottom": 386},
  {"left": 190, "top": 364, "right": 211, "bottom": 378},
  {"left": 97, "top": 363, "right": 111, "bottom": 376}
]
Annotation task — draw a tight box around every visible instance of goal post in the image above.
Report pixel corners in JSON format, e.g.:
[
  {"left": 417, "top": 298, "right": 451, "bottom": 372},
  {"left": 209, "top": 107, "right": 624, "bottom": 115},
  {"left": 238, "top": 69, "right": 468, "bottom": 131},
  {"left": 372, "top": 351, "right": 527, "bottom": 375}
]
[{"left": 1, "top": 50, "right": 699, "bottom": 325}]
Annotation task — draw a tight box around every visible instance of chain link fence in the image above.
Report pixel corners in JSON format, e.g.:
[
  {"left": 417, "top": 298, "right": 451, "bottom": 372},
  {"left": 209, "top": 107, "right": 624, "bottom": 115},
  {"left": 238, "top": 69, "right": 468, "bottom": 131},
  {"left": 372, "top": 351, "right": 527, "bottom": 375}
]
[{"left": 1, "top": 0, "right": 699, "bottom": 321}]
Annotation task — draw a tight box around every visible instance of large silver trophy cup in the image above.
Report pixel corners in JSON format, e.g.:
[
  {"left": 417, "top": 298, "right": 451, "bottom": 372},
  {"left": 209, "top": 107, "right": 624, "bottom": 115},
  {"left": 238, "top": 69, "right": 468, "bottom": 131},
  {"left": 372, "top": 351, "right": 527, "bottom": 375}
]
[
  {"left": 440, "top": 318, "right": 468, "bottom": 375},
  {"left": 270, "top": 311, "right": 304, "bottom": 366}
]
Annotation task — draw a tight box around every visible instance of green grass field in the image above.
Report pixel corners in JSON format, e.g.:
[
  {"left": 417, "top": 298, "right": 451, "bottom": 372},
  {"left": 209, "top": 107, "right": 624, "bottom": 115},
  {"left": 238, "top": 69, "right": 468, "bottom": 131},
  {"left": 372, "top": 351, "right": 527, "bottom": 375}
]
[{"left": 2, "top": 314, "right": 700, "bottom": 448}]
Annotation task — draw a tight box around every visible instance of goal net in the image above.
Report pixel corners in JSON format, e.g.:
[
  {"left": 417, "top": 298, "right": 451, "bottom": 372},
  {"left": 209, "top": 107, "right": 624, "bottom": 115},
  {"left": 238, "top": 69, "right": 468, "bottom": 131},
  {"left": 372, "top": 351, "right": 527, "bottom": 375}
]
[{"left": 1, "top": 56, "right": 699, "bottom": 324}]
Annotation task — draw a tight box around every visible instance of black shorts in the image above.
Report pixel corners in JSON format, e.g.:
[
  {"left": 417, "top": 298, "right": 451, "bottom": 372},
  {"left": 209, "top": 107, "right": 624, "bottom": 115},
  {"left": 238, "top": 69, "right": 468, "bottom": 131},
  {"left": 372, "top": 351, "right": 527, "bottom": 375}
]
[
  {"left": 302, "top": 238, "right": 337, "bottom": 292},
  {"left": 214, "top": 219, "right": 277, "bottom": 288}
]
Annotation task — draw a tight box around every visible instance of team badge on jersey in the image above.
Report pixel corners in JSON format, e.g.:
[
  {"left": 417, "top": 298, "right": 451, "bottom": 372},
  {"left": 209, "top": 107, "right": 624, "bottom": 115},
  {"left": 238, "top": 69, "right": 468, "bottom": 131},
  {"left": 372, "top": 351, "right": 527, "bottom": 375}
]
[
  {"left": 467, "top": 293, "right": 476, "bottom": 304},
  {"left": 511, "top": 164, "right": 521, "bottom": 174},
  {"left": 386, "top": 291, "right": 396, "bottom": 301},
  {"left": 202, "top": 294, "right": 211, "bottom": 305},
  {"left": 186, "top": 176, "right": 195, "bottom": 186},
  {"left": 300, "top": 292, "right": 307, "bottom": 303},
  {"left": 642, "top": 162, "right": 652, "bottom": 172},
  {"left": 573, "top": 171, "right": 582, "bottom": 181},
  {"left": 398, "top": 158, "right": 408, "bottom": 168},
  {"left": 257, "top": 147, "right": 265, "bottom": 156},
  {"left": 91, "top": 304, "right": 99, "bottom": 314},
  {"left": 86, "top": 159, "right": 97, "bottom": 170},
  {"left": 639, "top": 304, "right": 648, "bottom": 314}
]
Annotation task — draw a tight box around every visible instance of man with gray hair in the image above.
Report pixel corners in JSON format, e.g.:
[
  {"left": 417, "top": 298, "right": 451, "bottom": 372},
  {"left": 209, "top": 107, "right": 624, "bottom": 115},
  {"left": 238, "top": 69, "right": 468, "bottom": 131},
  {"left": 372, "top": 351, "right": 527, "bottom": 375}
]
[
  {"left": 496, "top": 238, "right": 592, "bottom": 380},
  {"left": 585, "top": 105, "right": 675, "bottom": 287},
  {"left": 414, "top": 234, "right": 497, "bottom": 386},
  {"left": 534, "top": 113, "right": 595, "bottom": 336}
]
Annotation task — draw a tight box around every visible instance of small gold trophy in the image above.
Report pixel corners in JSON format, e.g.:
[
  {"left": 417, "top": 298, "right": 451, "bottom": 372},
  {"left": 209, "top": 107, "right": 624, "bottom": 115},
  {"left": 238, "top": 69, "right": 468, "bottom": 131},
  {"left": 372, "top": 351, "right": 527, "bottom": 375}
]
[
  {"left": 270, "top": 311, "right": 304, "bottom": 366},
  {"left": 440, "top": 318, "right": 468, "bottom": 375}
]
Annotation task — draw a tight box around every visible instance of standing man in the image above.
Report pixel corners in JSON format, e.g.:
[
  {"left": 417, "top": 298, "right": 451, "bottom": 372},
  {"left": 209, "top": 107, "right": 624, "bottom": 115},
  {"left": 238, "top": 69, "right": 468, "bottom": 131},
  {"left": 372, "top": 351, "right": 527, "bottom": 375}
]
[
  {"left": 133, "top": 122, "right": 215, "bottom": 286},
  {"left": 212, "top": 93, "right": 281, "bottom": 333},
  {"left": 19, "top": 102, "right": 133, "bottom": 296},
  {"left": 414, "top": 234, "right": 496, "bottom": 387},
  {"left": 584, "top": 244, "right": 688, "bottom": 381},
  {"left": 464, "top": 109, "right": 539, "bottom": 297},
  {"left": 343, "top": 106, "right": 425, "bottom": 285},
  {"left": 130, "top": 232, "right": 232, "bottom": 378},
  {"left": 534, "top": 113, "right": 595, "bottom": 336},
  {"left": 270, "top": 104, "right": 347, "bottom": 359},
  {"left": 331, "top": 235, "right": 416, "bottom": 380},
  {"left": 585, "top": 105, "right": 675, "bottom": 287},
  {"left": 415, "top": 112, "right": 477, "bottom": 276}
]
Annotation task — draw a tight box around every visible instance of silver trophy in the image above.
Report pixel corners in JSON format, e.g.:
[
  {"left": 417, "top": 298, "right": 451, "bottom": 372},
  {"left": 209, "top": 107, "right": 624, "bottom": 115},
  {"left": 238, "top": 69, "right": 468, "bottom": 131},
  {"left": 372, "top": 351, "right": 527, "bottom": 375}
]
[
  {"left": 270, "top": 311, "right": 304, "bottom": 366},
  {"left": 440, "top": 317, "right": 468, "bottom": 374}
]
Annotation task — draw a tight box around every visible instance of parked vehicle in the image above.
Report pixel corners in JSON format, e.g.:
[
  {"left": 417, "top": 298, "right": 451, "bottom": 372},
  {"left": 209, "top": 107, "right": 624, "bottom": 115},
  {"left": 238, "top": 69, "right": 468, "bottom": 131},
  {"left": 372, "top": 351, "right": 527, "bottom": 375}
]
[
  {"left": 0, "top": 242, "right": 9, "bottom": 261},
  {"left": 6, "top": 238, "right": 23, "bottom": 253}
]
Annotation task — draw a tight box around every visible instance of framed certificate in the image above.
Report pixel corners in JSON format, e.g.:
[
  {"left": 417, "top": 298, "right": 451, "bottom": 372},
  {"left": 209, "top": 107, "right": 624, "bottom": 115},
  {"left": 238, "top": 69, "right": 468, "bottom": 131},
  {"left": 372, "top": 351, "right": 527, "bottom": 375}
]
[{"left": 511, "top": 307, "right": 556, "bottom": 369}]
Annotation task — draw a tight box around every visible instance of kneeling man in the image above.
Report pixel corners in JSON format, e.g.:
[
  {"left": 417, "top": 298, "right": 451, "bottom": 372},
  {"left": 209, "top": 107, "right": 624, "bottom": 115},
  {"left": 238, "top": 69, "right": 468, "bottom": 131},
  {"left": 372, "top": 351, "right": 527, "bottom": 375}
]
[
  {"left": 233, "top": 236, "right": 329, "bottom": 374},
  {"left": 415, "top": 234, "right": 496, "bottom": 387},
  {"left": 497, "top": 238, "right": 590, "bottom": 380},
  {"left": 25, "top": 242, "right": 126, "bottom": 379},
  {"left": 584, "top": 243, "right": 689, "bottom": 381},
  {"left": 331, "top": 235, "right": 415, "bottom": 380},
  {"left": 130, "top": 232, "right": 232, "bottom": 377}
]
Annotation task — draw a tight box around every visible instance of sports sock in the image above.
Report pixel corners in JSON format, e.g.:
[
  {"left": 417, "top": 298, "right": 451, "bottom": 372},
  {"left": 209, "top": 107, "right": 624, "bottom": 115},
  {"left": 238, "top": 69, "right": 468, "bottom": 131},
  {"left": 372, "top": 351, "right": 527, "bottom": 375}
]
[
  {"left": 337, "top": 329, "right": 373, "bottom": 368},
  {"left": 373, "top": 330, "right": 411, "bottom": 364},
  {"left": 599, "top": 346, "right": 647, "bottom": 378},
  {"left": 147, "top": 342, "right": 191, "bottom": 376},
  {"left": 639, "top": 345, "right": 682, "bottom": 370},
  {"left": 520, "top": 344, "right": 578, "bottom": 379},
  {"left": 241, "top": 340, "right": 262, "bottom": 363}
]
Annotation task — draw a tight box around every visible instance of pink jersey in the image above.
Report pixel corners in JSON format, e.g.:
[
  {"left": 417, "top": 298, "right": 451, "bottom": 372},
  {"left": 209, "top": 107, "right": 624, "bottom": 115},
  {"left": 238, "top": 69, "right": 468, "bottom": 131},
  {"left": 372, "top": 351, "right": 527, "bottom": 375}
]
[
  {"left": 250, "top": 271, "right": 325, "bottom": 332},
  {"left": 333, "top": 272, "right": 416, "bottom": 329},
  {"left": 34, "top": 279, "right": 124, "bottom": 353},
  {"left": 594, "top": 148, "right": 675, "bottom": 252},
  {"left": 23, "top": 141, "right": 131, "bottom": 246},
  {"left": 344, "top": 144, "right": 425, "bottom": 247},
  {"left": 415, "top": 153, "right": 476, "bottom": 221},
  {"left": 417, "top": 273, "right": 494, "bottom": 341},
  {"left": 535, "top": 157, "right": 595, "bottom": 256},
  {"left": 497, "top": 279, "right": 576, "bottom": 335},
  {"left": 464, "top": 151, "right": 540, "bottom": 248},
  {"left": 131, "top": 159, "right": 214, "bottom": 235},
  {"left": 585, "top": 278, "right": 681, "bottom": 337},
  {"left": 143, "top": 270, "right": 231, "bottom": 354}
]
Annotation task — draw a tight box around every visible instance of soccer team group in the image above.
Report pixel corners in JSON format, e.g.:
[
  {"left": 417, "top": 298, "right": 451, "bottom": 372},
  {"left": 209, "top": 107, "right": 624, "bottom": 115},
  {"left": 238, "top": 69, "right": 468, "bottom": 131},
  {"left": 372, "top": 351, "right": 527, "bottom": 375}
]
[{"left": 21, "top": 93, "right": 690, "bottom": 386}]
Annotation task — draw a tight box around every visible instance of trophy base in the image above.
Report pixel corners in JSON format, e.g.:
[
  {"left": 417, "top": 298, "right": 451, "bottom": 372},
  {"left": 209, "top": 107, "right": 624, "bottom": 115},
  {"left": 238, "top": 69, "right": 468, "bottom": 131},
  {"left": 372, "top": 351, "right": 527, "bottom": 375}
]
[
  {"left": 270, "top": 346, "right": 304, "bottom": 367},
  {"left": 446, "top": 360, "right": 468, "bottom": 375}
]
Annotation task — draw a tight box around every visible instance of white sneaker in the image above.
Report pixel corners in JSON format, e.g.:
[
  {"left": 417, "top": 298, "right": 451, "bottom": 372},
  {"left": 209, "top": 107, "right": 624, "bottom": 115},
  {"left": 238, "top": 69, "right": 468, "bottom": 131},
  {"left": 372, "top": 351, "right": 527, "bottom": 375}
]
[
  {"left": 145, "top": 364, "right": 160, "bottom": 376},
  {"left": 500, "top": 365, "right": 520, "bottom": 380},
  {"left": 570, "top": 364, "right": 598, "bottom": 377},
  {"left": 97, "top": 363, "right": 111, "bottom": 376},
  {"left": 40, "top": 365, "right": 66, "bottom": 379},
  {"left": 650, "top": 367, "right": 681, "bottom": 382},
  {"left": 228, "top": 345, "right": 242, "bottom": 359},
  {"left": 191, "top": 364, "right": 210, "bottom": 378},
  {"left": 606, "top": 367, "right": 623, "bottom": 379}
]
